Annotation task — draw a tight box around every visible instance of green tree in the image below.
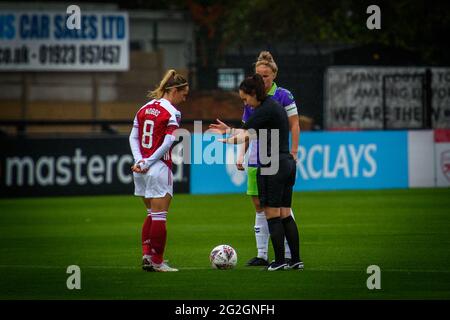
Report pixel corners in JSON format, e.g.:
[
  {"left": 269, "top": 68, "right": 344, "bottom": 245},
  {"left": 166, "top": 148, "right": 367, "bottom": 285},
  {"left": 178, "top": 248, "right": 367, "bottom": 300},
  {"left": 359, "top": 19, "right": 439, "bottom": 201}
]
[{"left": 221, "top": 0, "right": 450, "bottom": 64}]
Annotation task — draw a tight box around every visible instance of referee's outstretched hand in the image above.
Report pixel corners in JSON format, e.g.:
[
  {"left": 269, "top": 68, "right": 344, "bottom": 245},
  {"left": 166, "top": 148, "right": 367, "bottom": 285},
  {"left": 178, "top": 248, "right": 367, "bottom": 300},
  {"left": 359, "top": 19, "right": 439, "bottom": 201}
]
[{"left": 209, "top": 119, "right": 230, "bottom": 134}]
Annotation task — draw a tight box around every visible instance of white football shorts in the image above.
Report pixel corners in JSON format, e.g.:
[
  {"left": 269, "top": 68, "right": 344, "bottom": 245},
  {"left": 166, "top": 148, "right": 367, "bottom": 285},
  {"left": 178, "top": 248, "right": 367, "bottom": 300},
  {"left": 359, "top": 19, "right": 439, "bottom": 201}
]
[{"left": 133, "top": 160, "right": 173, "bottom": 198}]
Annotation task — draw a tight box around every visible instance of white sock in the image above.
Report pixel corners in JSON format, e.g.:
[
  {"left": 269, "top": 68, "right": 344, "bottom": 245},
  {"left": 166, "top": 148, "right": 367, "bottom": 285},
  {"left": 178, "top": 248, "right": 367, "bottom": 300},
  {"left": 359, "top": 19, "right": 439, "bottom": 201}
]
[
  {"left": 255, "top": 211, "right": 269, "bottom": 260},
  {"left": 284, "top": 209, "right": 296, "bottom": 259}
]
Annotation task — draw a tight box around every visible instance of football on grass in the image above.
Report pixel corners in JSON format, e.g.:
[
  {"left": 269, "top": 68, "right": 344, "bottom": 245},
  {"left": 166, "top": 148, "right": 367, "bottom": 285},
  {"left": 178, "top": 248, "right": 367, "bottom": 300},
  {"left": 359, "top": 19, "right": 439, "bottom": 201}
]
[{"left": 209, "top": 244, "right": 237, "bottom": 269}]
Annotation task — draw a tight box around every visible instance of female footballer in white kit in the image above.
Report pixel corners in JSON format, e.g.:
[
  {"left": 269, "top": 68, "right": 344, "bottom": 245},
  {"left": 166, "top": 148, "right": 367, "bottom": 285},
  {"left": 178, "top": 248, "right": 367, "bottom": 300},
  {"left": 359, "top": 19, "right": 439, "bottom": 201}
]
[{"left": 129, "top": 69, "right": 189, "bottom": 272}]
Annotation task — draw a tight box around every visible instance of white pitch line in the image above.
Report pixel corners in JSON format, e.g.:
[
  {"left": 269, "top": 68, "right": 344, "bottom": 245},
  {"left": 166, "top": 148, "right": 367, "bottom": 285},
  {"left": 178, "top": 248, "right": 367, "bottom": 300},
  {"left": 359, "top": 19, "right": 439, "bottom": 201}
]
[{"left": 0, "top": 264, "right": 450, "bottom": 273}]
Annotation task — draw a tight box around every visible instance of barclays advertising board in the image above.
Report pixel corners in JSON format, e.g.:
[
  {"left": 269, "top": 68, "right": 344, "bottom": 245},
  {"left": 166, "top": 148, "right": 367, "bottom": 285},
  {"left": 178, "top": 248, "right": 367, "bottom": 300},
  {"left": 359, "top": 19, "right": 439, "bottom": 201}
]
[
  {"left": 295, "top": 131, "right": 408, "bottom": 190},
  {"left": 190, "top": 131, "right": 408, "bottom": 194}
]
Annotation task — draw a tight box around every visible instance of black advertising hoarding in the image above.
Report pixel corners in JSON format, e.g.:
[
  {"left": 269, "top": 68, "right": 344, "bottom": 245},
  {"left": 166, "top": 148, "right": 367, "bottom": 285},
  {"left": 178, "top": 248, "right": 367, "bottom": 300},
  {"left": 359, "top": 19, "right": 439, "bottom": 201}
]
[{"left": 0, "top": 136, "right": 189, "bottom": 197}]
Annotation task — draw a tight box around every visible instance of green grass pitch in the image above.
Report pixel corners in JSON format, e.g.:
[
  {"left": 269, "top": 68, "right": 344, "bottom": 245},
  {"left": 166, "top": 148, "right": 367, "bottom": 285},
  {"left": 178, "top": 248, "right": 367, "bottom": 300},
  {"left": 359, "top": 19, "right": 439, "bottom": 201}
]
[{"left": 1, "top": 188, "right": 450, "bottom": 300}]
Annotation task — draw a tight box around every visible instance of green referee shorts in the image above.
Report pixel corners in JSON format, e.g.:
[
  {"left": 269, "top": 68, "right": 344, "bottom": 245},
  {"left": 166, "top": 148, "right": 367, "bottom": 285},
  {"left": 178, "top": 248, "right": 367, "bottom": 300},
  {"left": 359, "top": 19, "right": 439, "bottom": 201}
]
[{"left": 246, "top": 166, "right": 259, "bottom": 196}]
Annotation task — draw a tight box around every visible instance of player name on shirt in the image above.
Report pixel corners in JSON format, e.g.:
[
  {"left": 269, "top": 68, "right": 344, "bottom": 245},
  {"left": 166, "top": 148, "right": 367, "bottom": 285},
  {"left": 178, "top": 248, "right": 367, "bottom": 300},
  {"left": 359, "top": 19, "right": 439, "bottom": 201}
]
[
  {"left": 145, "top": 108, "right": 161, "bottom": 117},
  {"left": 133, "top": 98, "right": 181, "bottom": 169}
]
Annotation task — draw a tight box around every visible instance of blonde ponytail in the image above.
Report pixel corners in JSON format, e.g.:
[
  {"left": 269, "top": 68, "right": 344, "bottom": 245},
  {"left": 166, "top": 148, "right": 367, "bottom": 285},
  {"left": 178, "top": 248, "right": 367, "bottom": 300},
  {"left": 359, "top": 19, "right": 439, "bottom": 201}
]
[
  {"left": 148, "top": 69, "right": 188, "bottom": 99},
  {"left": 255, "top": 51, "right": 278, "bottom": 76}
]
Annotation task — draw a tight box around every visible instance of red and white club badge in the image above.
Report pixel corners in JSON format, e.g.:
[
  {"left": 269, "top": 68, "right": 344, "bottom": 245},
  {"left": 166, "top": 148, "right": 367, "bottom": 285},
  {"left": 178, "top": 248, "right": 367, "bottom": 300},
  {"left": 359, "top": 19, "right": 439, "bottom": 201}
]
[{"left": 440, "top": 150, "right": 450, "bottom": 182}]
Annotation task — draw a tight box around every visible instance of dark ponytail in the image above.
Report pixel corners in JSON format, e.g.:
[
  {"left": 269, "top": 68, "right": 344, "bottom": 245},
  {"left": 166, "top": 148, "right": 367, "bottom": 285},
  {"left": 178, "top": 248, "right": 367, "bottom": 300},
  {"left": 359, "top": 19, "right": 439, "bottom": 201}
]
[{"left": 239, "top": 74, "right": 266, "bottom": 102}]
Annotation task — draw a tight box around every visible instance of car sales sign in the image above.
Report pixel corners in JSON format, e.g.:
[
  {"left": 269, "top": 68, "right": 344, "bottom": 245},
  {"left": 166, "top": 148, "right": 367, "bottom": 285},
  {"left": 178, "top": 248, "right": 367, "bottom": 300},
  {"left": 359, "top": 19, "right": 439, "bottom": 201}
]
[{"left": 0, "top": 10, "right": 129, "bottom": 71}]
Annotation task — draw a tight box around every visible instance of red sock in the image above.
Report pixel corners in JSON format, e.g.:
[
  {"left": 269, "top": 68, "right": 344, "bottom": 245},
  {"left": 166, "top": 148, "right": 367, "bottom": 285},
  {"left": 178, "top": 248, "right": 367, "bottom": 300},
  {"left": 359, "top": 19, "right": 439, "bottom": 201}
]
[
  {"left": 150, "top": 212, "right": 167, "bottom": 265},
  {"left": 142, "top": 209, "right": 152, "bottom": 256}
]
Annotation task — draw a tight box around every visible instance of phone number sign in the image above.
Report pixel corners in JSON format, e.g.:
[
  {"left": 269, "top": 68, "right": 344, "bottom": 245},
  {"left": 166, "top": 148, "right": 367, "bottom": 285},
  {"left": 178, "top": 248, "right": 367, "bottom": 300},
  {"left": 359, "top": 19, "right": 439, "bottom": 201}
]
[{"left": 0, "top": 11, "right": 129, "bottom": 71}]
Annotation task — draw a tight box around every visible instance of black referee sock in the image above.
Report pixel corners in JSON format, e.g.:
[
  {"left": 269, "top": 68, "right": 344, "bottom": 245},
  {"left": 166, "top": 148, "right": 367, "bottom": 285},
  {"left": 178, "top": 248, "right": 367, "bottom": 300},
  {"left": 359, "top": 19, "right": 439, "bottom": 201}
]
[
  {"left": 267, "top": 217, "right": 285, "bottom": 264},
  {"left": 282, "top": 215, "right": 300, "bottom": 262}
]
